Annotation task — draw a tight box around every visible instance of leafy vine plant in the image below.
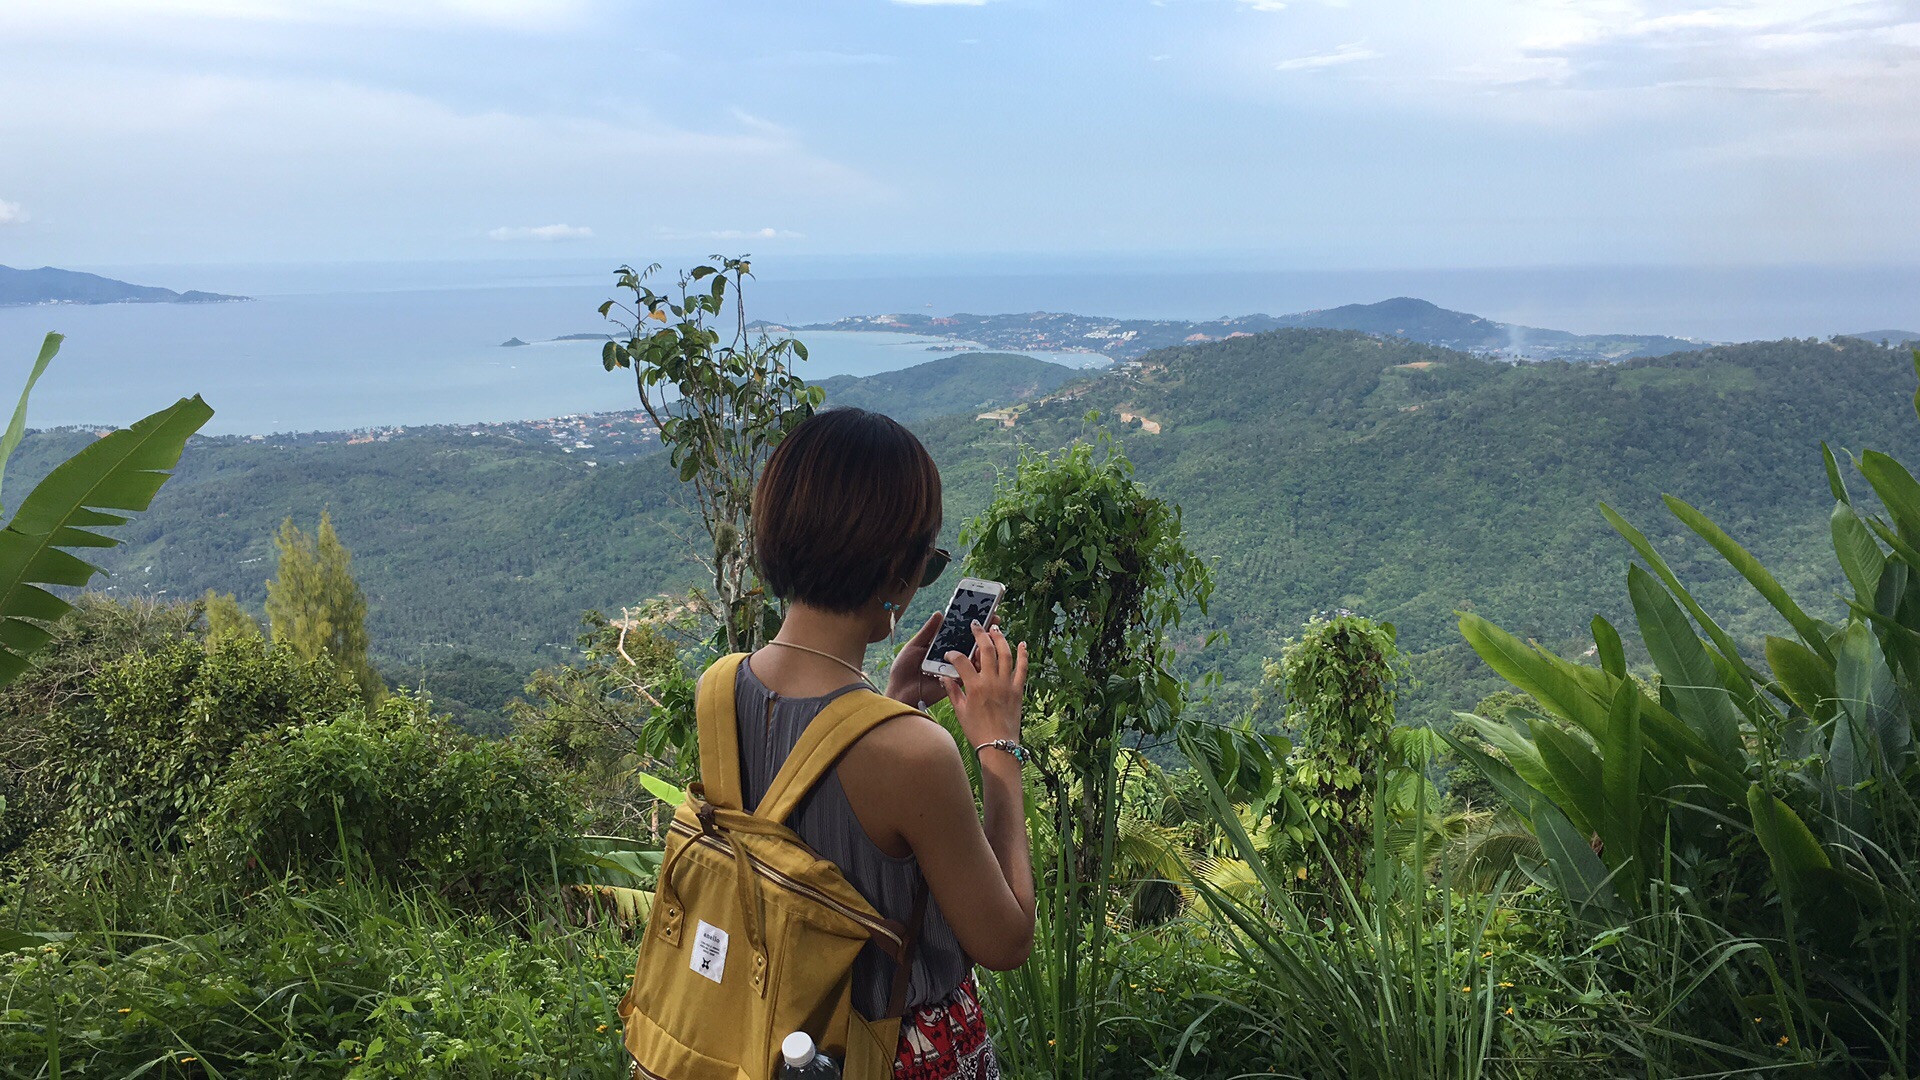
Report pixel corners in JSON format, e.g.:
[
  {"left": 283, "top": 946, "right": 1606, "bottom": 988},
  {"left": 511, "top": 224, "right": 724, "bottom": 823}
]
[{"left": 599, "top": 257, "right": 824, "bottom": 654}]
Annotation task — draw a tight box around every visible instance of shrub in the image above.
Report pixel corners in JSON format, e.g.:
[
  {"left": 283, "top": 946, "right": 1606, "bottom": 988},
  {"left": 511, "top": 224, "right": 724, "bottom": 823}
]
[
  {"left": 208, "top": 696, "right": 579, "bottom": 905},
  {"left": 51, "top": 634, "right": 358, "bottom": 855},
  {"left": 0, "top": 595, "right": 200, "bottom": 856}
]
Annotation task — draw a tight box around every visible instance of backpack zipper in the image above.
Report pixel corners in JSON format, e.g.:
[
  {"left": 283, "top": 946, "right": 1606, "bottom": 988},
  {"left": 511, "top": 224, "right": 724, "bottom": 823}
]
[{"left": 667, "top": 817, "right": 905, "bottom": 951}]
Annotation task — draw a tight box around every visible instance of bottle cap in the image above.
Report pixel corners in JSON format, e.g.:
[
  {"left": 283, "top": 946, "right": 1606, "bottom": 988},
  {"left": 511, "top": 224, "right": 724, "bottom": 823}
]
[{"left": 782, "top": 1031, "right": 815, "bottom": 1068}]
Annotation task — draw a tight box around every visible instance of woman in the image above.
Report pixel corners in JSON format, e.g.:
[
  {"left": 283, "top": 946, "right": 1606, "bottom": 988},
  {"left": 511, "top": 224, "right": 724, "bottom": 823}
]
[{"left": 740, "top": 407, "right": 1034, "bottom": 1079}]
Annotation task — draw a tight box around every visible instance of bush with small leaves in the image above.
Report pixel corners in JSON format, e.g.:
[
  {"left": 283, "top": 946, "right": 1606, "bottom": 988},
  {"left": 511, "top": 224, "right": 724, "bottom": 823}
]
[
  {"left": 207, "top": 695, "right": 579, "bottom": 906},
  {"left": 52, "top": 634, "right": 357, "bottom": 856}
]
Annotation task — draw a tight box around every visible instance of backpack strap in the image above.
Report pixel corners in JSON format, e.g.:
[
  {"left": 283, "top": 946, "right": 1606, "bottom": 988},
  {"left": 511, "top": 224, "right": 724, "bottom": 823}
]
[
  {"left": 753, "top": 688, "right": 925, "bottom": 823},
  {"left": 694, "top": 653, "right": 751, "bottom": 811}
]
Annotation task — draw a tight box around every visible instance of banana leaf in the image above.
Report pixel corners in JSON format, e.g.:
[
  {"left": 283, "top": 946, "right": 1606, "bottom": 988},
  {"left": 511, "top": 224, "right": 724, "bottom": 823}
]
[
  {"left": 0, "top": 332, "right": 62, "bottom": 511},
  {"left": 1603, "top": 500, "right": 1787, "bottom": 676},
  {"left": 1597, "top": 682, "right": 1646, "bottom": 902},
  {"left": 1765, "top": 635, "right": 1835, "bottom": 719},
  {"left": 1439, "top": 718, "right": 1543, "bottom": 825},
  {"left": 0, "top": 391, "right": 213, "bottom": 684},
  {"left": 1831, "top": 501, "right": 1887, "bottom": 601},
  {"left": 1531, "top": 795, "right": 1624, "bottom": 921},
  {"left": 1662, "top": 495, "right": 1832, "bottom": 669},
  {"left": 1858, "top": 449, "right": 1920, "bottom": 548},
  {"left": 1628, "top": 564, "right": 1746, "bottom": 767}
]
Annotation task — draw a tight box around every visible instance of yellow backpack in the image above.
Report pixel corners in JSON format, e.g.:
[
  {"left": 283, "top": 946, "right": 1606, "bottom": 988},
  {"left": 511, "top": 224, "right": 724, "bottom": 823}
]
[{"left": 619, "top": 653, "right": 928, "bottom": 1080}]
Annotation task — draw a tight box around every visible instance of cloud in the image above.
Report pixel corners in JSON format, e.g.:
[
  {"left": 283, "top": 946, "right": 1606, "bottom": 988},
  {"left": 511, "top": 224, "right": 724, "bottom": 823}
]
[
  {"left": 0, "top": 199, "right": 25, "bottom": 226},
  {"left": 488, "top": 223, "right": 593, "bottom": 242},
  {"left": 1274, "top": 41, "right": 1381, "bottom": 70},
  {"left": 659, "top": 226, "right": 805, "bottom": 241},
  {"left": 0, "top": 0, "right": 590, "bottom": 32}
]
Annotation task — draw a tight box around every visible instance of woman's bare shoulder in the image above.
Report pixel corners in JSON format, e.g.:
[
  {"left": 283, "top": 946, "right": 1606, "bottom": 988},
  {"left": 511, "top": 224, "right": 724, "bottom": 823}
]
[
  {"left": 837, "top": 708, "right": 969, "bottom": 857},
  {"left": 846, "top": 708, "right": 963, "bottom": 772}
]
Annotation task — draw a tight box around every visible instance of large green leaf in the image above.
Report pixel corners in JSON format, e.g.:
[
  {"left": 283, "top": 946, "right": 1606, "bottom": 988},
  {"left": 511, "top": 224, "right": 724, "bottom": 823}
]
[
  {"left": 1830, "top": 623, "right": 1912, "bottom": 817},
  {"left": 1858, "top": 450, "right": 1920, "bottom": 548},
  {"left": 0, "top": 927, "right": 72, "bottom": 956},
  {"left": 1462, "top": 713, "right": 1573, "bottom": 815},
  {"left": 1597, "top": 682, "right": 1645, "bottom": 901},
  {"left": 1532, "top": 720, "right": 1608, "bottom": 839},
  {"left": 1605, "top": 499, "right": 1794, "bottom": 675},
  {"left": 1746, "top": 784, "right": 1859, "bottom": 947},
  {"left": 1460, "top": 612, "right": 1743, "bottom": 802},
  {"left": 0, "top": 332, "right": 62, "bottom": 513},
  {"left": 1627, "top": 564, "right": 1746, "bottom": 768},
  {"left": 1822, "top": 441, "right": 1850, "bottom": 504},
  {"left": 1664, "top": 495, "right": 1830, "bottom": 668},
  {"left": 1459, "top": 613, "right": 1608, "bottom": 735},
  {"left": 1764, "top": 635, "right": 1835, "bottom": 718},
  {"left": 0, "top": 393, "right": 213, "bottom": 685},
  {"left": 634, "top": 768, "right": 684, "bottom": 805},
  {"left": 1830, "top": 501, "right": 1886, "bottom": 601},
  {"left": 1591, "top": 614, "right": 1626, "bottom": 680},
  {"left": 1531, "top": 795, "right": 1623, "bottom": 921},
  {"left": 1440, "top": 717, "right": 1544, "bottom": 822}
]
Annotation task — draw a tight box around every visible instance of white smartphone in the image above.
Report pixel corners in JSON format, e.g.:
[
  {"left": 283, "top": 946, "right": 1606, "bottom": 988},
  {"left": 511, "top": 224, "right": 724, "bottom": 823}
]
[{"left": 920, "top": 577, "right": 1007, "bottom": 679}]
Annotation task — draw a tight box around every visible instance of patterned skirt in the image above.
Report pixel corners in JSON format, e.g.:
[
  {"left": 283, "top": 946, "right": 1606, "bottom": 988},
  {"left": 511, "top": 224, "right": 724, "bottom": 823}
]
[{"left": 893, "top": 976, "right": 998, "bottom": 1080}]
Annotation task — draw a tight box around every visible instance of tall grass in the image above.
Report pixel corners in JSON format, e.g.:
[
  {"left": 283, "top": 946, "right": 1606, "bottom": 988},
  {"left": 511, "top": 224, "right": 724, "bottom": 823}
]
[{"left": 0, "top": 847, "right": 634, "bottom": 1078}]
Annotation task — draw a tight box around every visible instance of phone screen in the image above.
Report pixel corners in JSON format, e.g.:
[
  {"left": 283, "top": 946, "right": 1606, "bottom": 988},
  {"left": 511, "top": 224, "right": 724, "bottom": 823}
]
[{"left": 928, "top": 586, "right": 1001, "bottom": 665}]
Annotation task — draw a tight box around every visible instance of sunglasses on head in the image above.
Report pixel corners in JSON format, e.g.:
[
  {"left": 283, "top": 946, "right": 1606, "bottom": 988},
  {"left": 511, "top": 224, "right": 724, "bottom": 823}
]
[{"left": 919, "top": 547, "right": 952, "bottom": 589}]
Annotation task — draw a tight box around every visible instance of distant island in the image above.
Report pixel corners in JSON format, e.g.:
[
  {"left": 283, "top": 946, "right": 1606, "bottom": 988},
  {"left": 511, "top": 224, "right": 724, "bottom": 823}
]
[
  {"left": 1845, "top": 330, "right": 1920, "bottom": 346},
  {"left": 764, "top": 296, "right": 1711, "bottom": 364},
  {"left": 499, "top": 333, "right": 611, "bottom": 347},
  {"left": 0, "top": 264, "right": 249, "bottom": 306}
]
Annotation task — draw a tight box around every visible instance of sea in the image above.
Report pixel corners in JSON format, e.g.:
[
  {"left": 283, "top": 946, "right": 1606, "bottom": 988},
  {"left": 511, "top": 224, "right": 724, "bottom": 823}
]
[{"left": 3, "top": 257, "right": 1917, "bottom": 436}]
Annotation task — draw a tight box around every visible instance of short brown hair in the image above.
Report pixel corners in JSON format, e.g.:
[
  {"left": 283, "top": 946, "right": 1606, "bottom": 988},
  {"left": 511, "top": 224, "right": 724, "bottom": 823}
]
[{"left": 753, "top": 408, "right": 943, "bottom": 614}]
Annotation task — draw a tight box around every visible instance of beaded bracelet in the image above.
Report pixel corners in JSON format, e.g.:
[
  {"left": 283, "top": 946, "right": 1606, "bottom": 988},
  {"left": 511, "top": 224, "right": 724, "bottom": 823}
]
[{"left": 974, "top": 739, "right": 1030, "bottom": 764}]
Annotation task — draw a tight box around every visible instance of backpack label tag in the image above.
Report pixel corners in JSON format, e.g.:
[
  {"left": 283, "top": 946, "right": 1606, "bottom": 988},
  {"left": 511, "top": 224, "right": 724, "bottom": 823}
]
[{"left": 691, "top": 920, "right": 729, "bottom": 984}]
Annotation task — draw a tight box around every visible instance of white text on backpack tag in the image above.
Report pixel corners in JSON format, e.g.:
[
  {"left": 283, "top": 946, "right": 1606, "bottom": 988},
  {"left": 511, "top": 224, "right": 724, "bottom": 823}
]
[{"left": 691, "top": 920, "right": 729, "bottom": 984}]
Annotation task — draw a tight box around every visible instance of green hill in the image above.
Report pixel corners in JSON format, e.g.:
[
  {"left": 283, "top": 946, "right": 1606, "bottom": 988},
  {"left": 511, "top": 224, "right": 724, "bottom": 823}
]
[
  {"left": 817, "top": 352, "right": 1084, "bottom": 421},
  {"left": 1271, "top": 296, "right": 1701, "bottom": 359},
  {"left": 0, "top": 264, "right": 248, "bottom": 305},
  {"left": 13, "top": 331, "right": 1916, "bottom": 726}
]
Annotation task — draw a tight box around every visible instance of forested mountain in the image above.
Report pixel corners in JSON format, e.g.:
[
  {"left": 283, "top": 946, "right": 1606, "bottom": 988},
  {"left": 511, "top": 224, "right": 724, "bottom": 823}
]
[
  {"left": 795, "top": 297, "right": 1702, "bottom": 362},
  {"left": 816, "top": 352, "right": 1083, "bottom": 421},
  {"left": 13, "top": 332, "right": 1915, "bottom": 727},
  {"left": 0, "top": 264, "right": 248, "bottom": 305},
  {"left": 1267, "top": 296, "right": 1702, "bottom": 358},
  {"left": 1846, "top": 329, "right": 1920, "bottom": 345}
]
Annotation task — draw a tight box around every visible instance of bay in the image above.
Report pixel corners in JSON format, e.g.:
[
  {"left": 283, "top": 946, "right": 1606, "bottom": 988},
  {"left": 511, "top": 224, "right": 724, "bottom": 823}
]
[{"left": 0, "top": 284, "right": 1098, "bottom": 435}]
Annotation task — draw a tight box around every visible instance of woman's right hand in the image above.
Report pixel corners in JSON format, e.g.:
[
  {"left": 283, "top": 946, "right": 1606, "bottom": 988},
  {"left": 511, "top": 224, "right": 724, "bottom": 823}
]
[{"left": 938, "top": 622, "right": 1028, "bottom": 748}]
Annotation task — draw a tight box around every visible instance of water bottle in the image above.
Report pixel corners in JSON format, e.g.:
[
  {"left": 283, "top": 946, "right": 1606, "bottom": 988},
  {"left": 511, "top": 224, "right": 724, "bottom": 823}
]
[{"left": 780, "top": 1031, "right": 841, "bottom": 1079}]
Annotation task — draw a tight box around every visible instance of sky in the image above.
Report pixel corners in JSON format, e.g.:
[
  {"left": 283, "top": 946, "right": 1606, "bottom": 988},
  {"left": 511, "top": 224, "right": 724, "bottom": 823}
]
[{"left": 1, "top": 0, "right": 1918, "bottom": 269}]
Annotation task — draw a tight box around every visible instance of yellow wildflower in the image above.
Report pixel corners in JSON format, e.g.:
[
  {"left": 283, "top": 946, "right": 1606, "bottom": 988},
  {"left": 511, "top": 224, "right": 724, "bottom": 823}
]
[
  {"left": 118, "top": 1008, "right": 131, "bottom": 1014},
  {"left": 597, "top": 1024, "right": 609, "bottom": 1033},
  {"left": 1459, "top": 985, "right": 1471, "bottom": 993},
  {"left": 180, "top": 1057, "right": 196, "bottom": 1064},
  {"left": 1498, "top": 981, "right": 1513, "bottom": 988},
  {"left": 1778, "top": 1036, "right": 1789, "bottom": 1047},
  {"left": 1503, "top": 1007, "right": 1513, "bottom": 1016}
]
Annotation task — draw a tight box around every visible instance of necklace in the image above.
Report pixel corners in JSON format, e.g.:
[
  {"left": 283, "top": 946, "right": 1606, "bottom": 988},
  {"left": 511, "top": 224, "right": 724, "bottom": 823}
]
[{"left": 764, "top": 639, "right": 874, "bottom": 688}]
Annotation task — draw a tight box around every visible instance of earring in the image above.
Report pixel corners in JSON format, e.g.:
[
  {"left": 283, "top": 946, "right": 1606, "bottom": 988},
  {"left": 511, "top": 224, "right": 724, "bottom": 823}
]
[{"left": 880, "top": 600, "right": 900, "bottom": 639}]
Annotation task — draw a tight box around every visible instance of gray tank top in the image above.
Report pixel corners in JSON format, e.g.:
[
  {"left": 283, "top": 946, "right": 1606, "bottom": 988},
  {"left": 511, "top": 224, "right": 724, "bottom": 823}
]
[{"left": 733, "top": 658, "right": 973, "bottom": 1018}]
